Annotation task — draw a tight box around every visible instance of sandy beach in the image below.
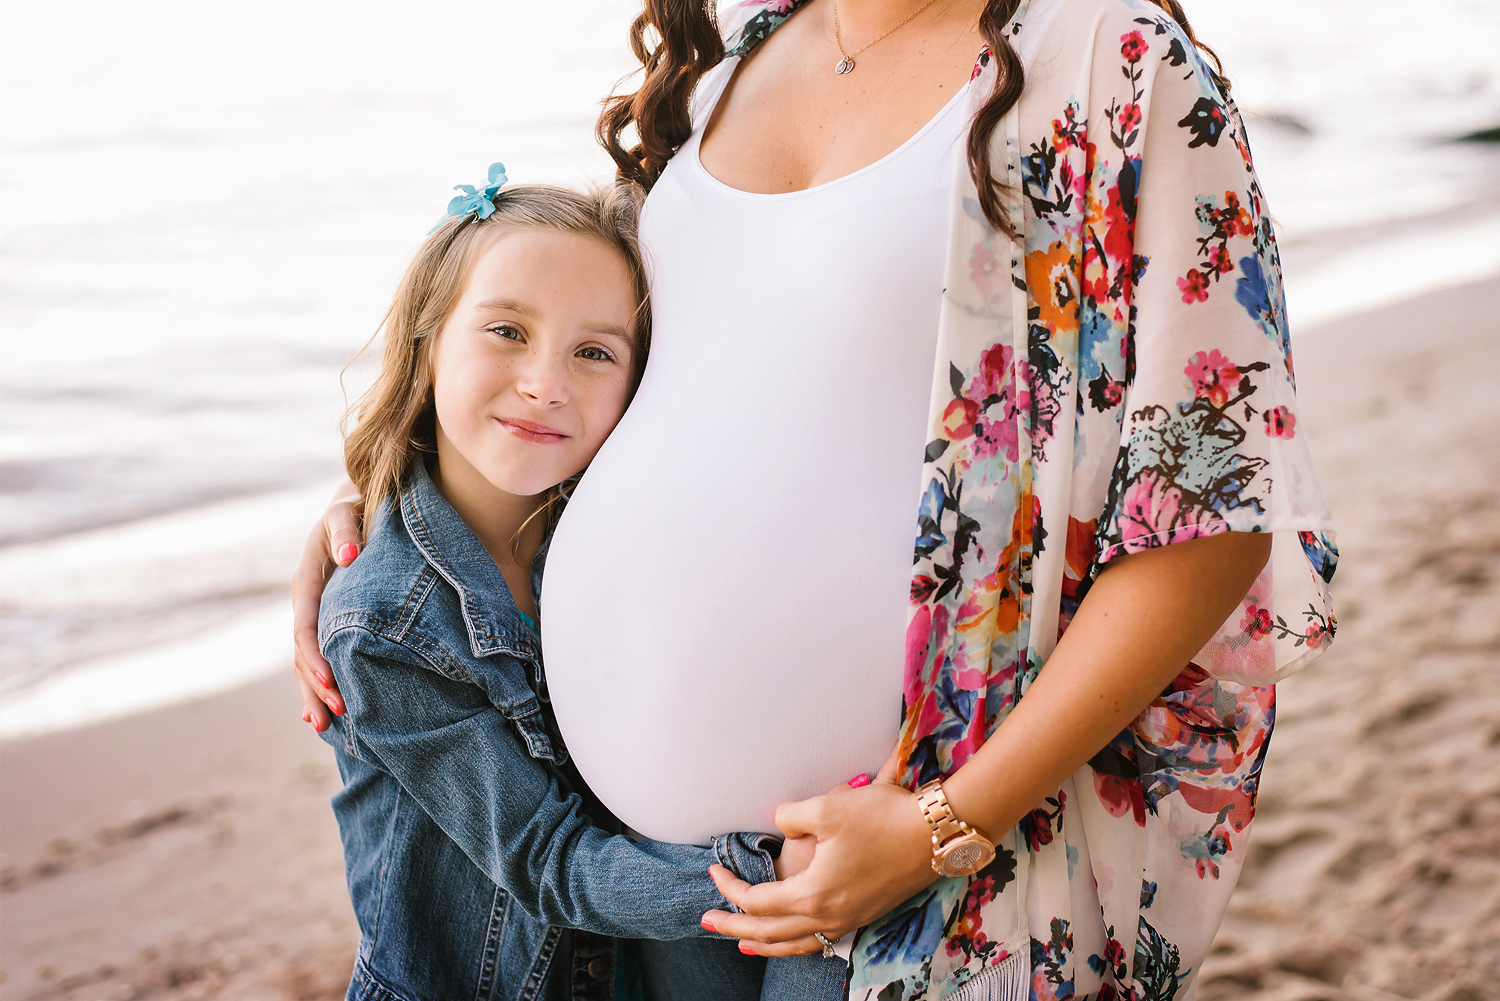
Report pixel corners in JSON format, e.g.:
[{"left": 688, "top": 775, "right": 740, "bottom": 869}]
[
  {"left": 0, "top": 678, "right": 356, "bottom": 999},
  {"left": 1195, "top": 274, "right": 1500, "bottom": 998},
  {"left": 3, "top": 272, "right": 1497, "bottom": 999}
]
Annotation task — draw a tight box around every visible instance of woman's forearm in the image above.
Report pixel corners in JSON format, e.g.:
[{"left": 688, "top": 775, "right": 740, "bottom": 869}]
[{"left": 943, "top": 530, "right": 1272, "bottom": 841}]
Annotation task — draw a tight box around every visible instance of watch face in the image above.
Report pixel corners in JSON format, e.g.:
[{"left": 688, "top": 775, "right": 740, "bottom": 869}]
[{"left": 939, "top": 839, "right": 995, "bottom": 877}]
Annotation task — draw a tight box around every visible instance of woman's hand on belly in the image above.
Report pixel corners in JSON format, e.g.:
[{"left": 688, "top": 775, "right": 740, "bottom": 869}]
[{"left": 704, "top": 760, "right": 933, "bottom": 955}]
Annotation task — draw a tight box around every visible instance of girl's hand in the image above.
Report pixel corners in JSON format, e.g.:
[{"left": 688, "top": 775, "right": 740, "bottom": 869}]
[
  {"left": 290, "top": 479, "right": 363, "bottom": 732},
  {"left": 705, "top": 757, "right": 933, "bottom": 957}
]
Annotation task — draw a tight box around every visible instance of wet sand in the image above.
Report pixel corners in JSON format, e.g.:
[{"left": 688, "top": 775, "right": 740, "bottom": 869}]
[
  {"left": 2, "top": 276, "right": 1498, "bottom": 1000},
  {"left": 0, "top": 678, "right": 356, "bottom": 999}
]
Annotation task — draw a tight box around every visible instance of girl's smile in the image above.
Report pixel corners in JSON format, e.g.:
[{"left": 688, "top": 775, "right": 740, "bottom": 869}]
[{"left": 496, "top": 417, "right": 570, "bottom": 444}]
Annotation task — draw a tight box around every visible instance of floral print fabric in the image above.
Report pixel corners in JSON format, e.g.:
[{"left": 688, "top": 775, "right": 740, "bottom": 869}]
[{"left": 721, "top": 0, "right": 1337, "bottom": 997}]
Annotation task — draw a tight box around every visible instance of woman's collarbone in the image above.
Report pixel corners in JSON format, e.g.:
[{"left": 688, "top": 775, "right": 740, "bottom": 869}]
[{"left": 700, "top": 56, "right": 972, "bottom": 193}]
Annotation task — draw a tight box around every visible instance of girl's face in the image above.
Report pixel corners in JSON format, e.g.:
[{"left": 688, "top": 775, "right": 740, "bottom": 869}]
[{"left": 431, "top": 227, "right": 639, "bottom": 499}]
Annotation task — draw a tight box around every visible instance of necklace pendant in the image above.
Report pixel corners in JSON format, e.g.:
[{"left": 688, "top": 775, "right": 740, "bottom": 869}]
[{"left": 834, "top": 56, "right": 855, "bottom": 74}]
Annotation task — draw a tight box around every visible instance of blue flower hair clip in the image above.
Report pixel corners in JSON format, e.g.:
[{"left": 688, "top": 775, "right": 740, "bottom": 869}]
[{"left": 433, "top": 162, "right": 508, "bottom": 231}]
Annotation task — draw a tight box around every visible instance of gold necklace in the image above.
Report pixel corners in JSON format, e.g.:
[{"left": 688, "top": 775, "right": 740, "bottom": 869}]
[{"left": 832, "top": 0, "right": 943, "bottom": 74}]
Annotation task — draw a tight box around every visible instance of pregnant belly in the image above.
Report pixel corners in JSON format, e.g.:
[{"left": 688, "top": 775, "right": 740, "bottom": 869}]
[{"left": 540, "top": 396, "right": 913, "bottom": 845}]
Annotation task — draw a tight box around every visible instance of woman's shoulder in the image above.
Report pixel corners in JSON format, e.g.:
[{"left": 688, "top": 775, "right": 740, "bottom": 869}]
[
  {"left": 1029, "top": 0, "right": 1182, "bottom": 38},
  {"left": 1021, "top": 0, "right": 1200, "bottom": 77},
  {"left": 1019, "top": 0, "right": 1228, "bottom": 139}
]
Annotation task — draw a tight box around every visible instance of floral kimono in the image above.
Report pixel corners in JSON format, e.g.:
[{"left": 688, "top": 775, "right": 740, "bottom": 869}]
[{"left": 720, "top": 0, "right": 1339, "bottom": 997}]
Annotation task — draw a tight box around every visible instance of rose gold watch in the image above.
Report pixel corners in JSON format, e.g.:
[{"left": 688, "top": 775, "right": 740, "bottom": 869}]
[{"left": 916, "top": 779, "right": 996, "bottom": 877}]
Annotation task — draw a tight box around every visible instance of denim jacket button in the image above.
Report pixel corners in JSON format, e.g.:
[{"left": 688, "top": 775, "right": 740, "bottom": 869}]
[{"left": 587, "top": 957, "right": 610, "bottom": 980}]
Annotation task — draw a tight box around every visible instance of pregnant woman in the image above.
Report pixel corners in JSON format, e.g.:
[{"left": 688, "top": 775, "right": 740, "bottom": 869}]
[{"left": 294, "top": 0, "right": 1338, "bottom": 997}]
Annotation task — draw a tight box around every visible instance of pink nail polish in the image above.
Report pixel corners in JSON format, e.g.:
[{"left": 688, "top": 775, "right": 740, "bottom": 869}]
[
  {"left": 338, "top": 543, "right": 359, "bottom": 563},
  {"left": 316, "top": 672, "right": 331, "bottom": 688},
  {"left": 326, "top": 698, "right": 340, "bottom": 715},
  {"left": 701, "top": 918, "right": 717, "bottom": 933},
  {"left": 848, "top": 773, "right": 872, "bottom": 788},
  {"left": 738, "top": 943, "right": 755, "bottom": 955}
]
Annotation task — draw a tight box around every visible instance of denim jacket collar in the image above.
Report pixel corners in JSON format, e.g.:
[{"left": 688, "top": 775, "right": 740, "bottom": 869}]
[{"left": 398, "top": 459, "right": 546, "bottom": 664}]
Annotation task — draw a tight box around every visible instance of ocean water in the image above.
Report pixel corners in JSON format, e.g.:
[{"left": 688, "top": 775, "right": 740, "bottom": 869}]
[{"left": 2, "top": 0, "right": 1498, "bottom": 738}]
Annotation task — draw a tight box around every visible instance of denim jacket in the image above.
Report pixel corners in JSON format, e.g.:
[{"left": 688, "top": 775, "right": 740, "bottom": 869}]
[{"left": 318, "top": 461, "right": 777, "bottom": 1001}]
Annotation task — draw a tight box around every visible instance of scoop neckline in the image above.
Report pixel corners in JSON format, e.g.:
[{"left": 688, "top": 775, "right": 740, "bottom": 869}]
[{"left": 688, "top": 65, "right": 973, "bottom": 201}]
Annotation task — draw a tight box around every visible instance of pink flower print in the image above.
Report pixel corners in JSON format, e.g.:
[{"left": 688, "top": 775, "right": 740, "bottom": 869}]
[
  {"left": 942, "top": 397, "right": 980, "bottom": 440},
  {"left": 976, "top": 343, "right": 1011, "bottom": 398},
  {"left": 1177, "top": 268, "right": 1211, "bottom": 304},
  {"left": 1305, "top": 620, "right": 1329, "bottom": 648},
  {"left": 969, "top": 243, "right": 1004, "bottom": 299},
  {"left": 1095, "top": 770, "right": 1146, "bottom": 825},
  {"left": 903, "top": 605, "right": 935, "bottom": 700},
  {"left": 1184, "top": 349, "right": 1242, "bottom": 407},
  {"left": 971, "top": 411, "right": 1020, "bottom": 463},
  {"left": 1263, "top": 406, "right": 1297, "bottom": 439},
  {"left": 1116, "top": 470, "right": 1228, "bottom": 554},
  {"left": 1210, "top": 244, "right": 1234, "bottom": 274},
  {"left": 1117, "top": 103, "right": 1142, "bottom": 132},
  {"left": 910, "top": 575, "right": 939, "bottom": 603},
  {"left": 1241, "top": 603, "right": 1273, "bottom": 639},
  {"left": 1120, "top": 30, "right": 1147, "bottom": 63}
]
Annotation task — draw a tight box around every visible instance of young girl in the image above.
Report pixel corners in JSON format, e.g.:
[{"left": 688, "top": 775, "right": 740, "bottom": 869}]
[{"left": 311, "top": 172, "right": 819, "bottom": 1001}]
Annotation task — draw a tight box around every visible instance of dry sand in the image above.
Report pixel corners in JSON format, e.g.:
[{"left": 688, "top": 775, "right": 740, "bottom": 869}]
[
  {"left": 2, "top": 276, "right": 1497, "bottom": 1001},
  {"left": 1197, "top": 276, "right": 1500, "bottom": 999}
]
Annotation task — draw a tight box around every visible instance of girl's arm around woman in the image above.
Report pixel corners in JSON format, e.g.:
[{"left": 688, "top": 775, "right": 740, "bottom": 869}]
[{"left": 320, "top": 617, "right": 777, "bottom": 940}]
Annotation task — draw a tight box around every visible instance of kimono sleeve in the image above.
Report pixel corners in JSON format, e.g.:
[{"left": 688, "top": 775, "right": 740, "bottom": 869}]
[{"left": 1094, "top": 21, "right": 1338, "bottom": 684}]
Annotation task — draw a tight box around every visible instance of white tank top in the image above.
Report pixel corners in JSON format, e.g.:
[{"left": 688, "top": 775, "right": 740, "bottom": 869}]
[{"left": 542, "top": 71, "right": 972, "bottom": 845}]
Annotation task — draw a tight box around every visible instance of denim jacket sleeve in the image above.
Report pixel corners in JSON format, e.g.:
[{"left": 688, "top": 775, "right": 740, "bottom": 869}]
[{"left": 322, "top": 625, "right": 778, "bottom": 939}]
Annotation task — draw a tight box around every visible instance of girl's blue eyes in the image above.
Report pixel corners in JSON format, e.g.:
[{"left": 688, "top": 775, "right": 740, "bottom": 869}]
[{"left": 485, "top": 325, "right": 616, "bottom": 363}]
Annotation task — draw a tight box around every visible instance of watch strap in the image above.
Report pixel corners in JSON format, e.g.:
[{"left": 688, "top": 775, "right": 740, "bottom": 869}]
[{"left": 916, "top": 779, "right": 974, "bottom": 851}]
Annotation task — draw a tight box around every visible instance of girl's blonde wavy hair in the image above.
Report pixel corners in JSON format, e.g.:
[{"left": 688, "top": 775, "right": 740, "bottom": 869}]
[{"left": 344, "top": 181, "right": 650, "bottom": 536}]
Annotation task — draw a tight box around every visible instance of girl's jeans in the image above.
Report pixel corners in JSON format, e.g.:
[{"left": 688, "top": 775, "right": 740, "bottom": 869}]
[{"left": 632, "top": 937, "right": 846, "bottom": 1001}]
